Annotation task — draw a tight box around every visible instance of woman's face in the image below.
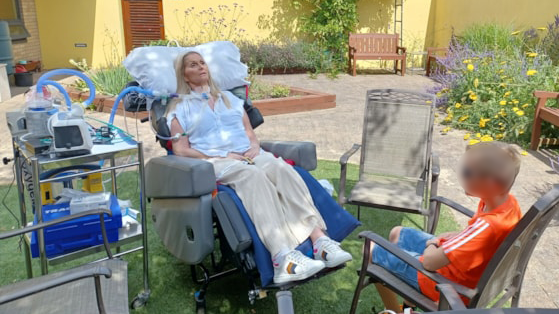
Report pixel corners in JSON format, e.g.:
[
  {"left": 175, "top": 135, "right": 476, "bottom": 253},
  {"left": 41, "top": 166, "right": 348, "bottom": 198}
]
[{"left": 183, "top": 53, "right": 209, "bottom": 86}]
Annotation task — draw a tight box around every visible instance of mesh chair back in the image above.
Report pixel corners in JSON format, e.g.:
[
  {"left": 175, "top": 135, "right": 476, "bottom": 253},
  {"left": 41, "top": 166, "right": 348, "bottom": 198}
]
[
  {"left": 360, "top": 89, "right": 435, "bottom": 180},
  {"left": 472, "top": 186, "right": 559, "bottom": 308}
]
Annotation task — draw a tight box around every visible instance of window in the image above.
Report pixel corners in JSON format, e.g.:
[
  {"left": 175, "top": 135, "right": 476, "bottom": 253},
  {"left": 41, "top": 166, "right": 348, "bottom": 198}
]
[{"left": 0, "top": 0, "right": 30, "bottom": 40}]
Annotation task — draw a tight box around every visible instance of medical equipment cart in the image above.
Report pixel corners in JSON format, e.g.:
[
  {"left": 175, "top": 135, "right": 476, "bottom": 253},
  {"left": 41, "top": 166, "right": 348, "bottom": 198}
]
[{"left": 10, "top": 135, "right": 150, "bottom": 308}]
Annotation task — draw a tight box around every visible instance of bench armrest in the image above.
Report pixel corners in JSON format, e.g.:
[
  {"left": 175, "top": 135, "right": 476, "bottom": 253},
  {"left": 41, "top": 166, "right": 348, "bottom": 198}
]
[
  {"left": 146, "top": 155, "right": 216, "bottom": 198},
  {"left": 261, "top": 140, "right": 317, "bottom": 171},
  {"left": 397, "top": 46, "right": 406, "bottom": 54}
]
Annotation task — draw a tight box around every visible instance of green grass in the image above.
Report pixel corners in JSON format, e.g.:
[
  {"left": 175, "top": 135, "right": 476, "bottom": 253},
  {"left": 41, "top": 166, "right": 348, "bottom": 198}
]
[{"left": 0, "top": 160, "right": 460, "bottom": 314}]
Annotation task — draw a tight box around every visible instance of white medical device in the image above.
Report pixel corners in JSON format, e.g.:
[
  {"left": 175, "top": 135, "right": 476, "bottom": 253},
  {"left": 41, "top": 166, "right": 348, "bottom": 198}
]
[{"left": 49, "top": 103, "right": 93, "bottom": 157}]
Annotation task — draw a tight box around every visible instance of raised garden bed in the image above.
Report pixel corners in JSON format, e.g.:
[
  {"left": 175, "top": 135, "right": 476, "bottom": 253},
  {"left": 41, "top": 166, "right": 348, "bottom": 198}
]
[{"left": 66, "top": 86, "right": 335, "bottom": 118}]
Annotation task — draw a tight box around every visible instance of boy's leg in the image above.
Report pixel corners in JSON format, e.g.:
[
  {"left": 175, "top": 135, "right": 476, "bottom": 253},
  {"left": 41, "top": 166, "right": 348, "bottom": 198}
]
[{"left": 369, "top": 226, "right": 435, "bottom": 312}]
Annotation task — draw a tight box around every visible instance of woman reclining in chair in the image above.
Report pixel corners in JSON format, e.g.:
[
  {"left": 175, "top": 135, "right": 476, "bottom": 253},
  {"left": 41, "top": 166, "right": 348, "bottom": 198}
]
[{"left": 165, "top": 51, "right": 352, "bottom": 284}]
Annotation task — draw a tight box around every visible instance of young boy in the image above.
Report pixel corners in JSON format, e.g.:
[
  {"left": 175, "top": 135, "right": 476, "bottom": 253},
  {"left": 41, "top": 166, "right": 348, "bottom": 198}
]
[{"left": 369, "top": 141, "right": 522, "bottom": 311}]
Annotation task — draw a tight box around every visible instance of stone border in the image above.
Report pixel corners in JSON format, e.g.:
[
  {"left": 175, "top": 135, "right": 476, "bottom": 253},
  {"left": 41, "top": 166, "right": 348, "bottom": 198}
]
[{"left": 66, "top": 86, "right": 336, "bottom": 118}]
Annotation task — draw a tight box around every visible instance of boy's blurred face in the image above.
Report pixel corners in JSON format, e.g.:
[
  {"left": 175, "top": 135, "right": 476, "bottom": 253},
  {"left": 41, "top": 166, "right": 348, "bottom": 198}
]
[{"left": 459, "top": 149, "right": 503, "bottom": 198}]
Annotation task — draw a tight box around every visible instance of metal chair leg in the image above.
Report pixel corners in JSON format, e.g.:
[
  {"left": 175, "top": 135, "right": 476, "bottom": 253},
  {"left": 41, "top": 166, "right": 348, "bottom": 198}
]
[
  {"left": 357, "top": 206, "right": 361, "bottom": 221},
  {"left": 276, "top": 290, "right": 295, "bottom": 314},
  {"left": 349, "top": 275, "right": 368, "bottom": 314}
]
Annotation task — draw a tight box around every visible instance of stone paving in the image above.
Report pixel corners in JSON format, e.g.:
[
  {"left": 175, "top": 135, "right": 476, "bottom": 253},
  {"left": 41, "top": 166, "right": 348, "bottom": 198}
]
[{"left": 0, "top": 73, "right": 557, "bottom": 308}]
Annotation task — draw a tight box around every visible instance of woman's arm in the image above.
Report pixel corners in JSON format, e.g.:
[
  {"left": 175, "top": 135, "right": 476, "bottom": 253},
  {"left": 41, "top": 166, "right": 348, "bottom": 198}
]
[
  {"left": 242, "top": 112, "right": 260, "bottom": 158},
  {"left": 170, "top": 118, "right": 209, "bottom": 159}
]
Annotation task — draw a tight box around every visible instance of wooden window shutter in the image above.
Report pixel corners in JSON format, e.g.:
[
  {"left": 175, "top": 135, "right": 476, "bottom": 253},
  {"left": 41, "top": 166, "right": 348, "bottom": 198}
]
[{"left": 122, "top": 0, "right": 165, "bottom": 53}]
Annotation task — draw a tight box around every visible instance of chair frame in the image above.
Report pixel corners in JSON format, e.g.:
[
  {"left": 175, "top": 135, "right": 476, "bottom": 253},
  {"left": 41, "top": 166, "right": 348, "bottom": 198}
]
[
  {"left": 349, "top": 185, "right": 559, "bottom": 313},
  {"left": 338, "top": 89, "right": 440, "bottom": 233},
  {"left": 0, "top": 208, "right": 117, "bottom": 314},
  {"left": 530, "top": 90, "right": 559, "bottom": 150}
]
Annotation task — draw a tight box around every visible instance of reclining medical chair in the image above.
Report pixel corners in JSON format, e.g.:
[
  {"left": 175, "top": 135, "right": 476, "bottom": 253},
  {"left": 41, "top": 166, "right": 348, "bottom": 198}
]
[{"left": 123, "top": 84, "right": 360, "bottom": 314}]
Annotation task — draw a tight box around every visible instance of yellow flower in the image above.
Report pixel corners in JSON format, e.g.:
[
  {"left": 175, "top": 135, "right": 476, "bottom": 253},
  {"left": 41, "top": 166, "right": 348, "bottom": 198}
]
[
  {"left": 467, "top": 90, "right": 474, "bottom": 94},
  {"left": 434, "top": 112, "right": 439, "bottom": 117},
  {"left": 436, "top": 92, "right": 442, "bottom": 97},
  {"left": 499, "top": 100, "right": 507, "bottom": 105},
  {"left": 499, "top": 83, "right": 507, "bottom": 88},
  {"left": 537, "top": 27, "right": 547, "bottom": 31},
  {"left": 467, "top": 64, "right": 475, "bottom": 71},
  {"left": 480, "top": 135, "right": 494, "bottom": 142},
  {"left": 455, "top": 102, "right": 462, "bottom": 108},
  {"left": 526, "top": 69, "right": 538, "bottom": 76},
  {"left": 446, "top": 107, "right": 453, "bottom": 114},
  {"left": 444, "top": 116, "right": 452, "bottom": 122},
  {"left": 511, "top": 31, "right": 520, "bottom": 35},
  {"left": 527, "top": 52, "right": 538, "bottom": 57},
  {"left": 512, "top": 99, "right": 519, "bottom": 105},
  {"left": 426, "top": 100, "right": 433, "bottom": 104},
  {"left": 521, "top": 150, "right": 528, "bottom": 156},
  {"left": 519, "top": 129, "right": 525, "bottom": 134},
  {"left": 479, "top": 118, "right": 491, "bottom": 128},
  {"left": 458, "top": 115, "right": 469, "bottom": 122},
  {"left": 476, "top": 133, "right": 481, "bottom": 138},
  {"left": 473, "top": 78, "right": 479, "bottom": 88},
  {"left": 469, "top": 139, "right": 481, "bottom": 145},
  {"left": 512, "top": 107, "right": 519, "bottom": 112},
  {"left": 500, "top": 75, "right": 507, "bottom": 79},
  {"left": 499, "top": 109, "right": 507, "bottom": 117},
  {"left": 497, "top": 69, "right": 505, "bottom": 74},
  {"left": 441, "top": 127, "right": 451, "bottom": 134},
  {"left": 522, "top": 103, "right": 530, "bottom": 108},
  {"left": 462, "top": 59, "right": 471, "bottom": 64},
  {"left": 495, "top": 134, "right": 504, "bottom": 139},
  {"left": 500, "top": 61, "right": 507, "bottom": 65},
  {"left": 469, "top": 93, "right": 478, "bottom": 101},
  {"left": 516, "top": 110, "right": 525, "bottom": 116},
  {"left": 504, "top": 91, "right": 511, "bottom": 97},
  {"left": 464, "top": 133, "right": 471, "bottom": 140}
]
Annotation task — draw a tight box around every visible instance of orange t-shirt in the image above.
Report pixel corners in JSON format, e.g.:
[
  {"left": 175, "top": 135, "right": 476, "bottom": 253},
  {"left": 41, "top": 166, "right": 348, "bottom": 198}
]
[{"left": 417, "top": 194, "right": 522, "bottom": 303}]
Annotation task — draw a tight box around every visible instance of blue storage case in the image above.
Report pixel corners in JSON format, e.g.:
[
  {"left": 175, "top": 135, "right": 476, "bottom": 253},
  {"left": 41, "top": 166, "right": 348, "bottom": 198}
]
[{"left": 31, "top": 195, "right": 122, "bottom": 258}]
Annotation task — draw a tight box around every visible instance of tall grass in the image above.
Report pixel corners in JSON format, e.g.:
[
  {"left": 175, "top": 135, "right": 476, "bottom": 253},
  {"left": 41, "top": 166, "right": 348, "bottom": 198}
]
[
  {"left": 456, "top": 23, "right": 524, "bottom": 55},
  {"left": 70, "top": 59, "right": 132, "bottom": 96}
]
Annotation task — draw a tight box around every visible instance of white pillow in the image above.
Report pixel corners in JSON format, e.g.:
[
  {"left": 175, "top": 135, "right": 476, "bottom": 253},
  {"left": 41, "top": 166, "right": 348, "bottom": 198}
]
[{"left": 122, "top": 41, "right": 249, "bottom": 94}]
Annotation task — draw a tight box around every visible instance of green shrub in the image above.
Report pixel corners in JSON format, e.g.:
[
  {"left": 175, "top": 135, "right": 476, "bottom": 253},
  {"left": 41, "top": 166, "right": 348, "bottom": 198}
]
[
  {"left": 248, "top": 79, "right": 290, "bottom": 100},
  {"left": 456, "top": 23, "right": 524, "bottom": 55},
  {"left": 70, "top": 59, "right": 132, "bottom": 96}
]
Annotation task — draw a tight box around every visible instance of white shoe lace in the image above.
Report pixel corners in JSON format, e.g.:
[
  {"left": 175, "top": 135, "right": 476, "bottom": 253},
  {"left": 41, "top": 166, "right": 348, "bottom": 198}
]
[
  {"left": 322, "top": 239, "right": 343, "bottom": 253},
  {"left": 287, "top": 250, "right": 311, "bottom": 266}
]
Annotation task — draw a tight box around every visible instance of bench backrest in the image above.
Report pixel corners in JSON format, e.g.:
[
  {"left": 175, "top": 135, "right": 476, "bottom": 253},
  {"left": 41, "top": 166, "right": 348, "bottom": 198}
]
[
  {"left": 471, "top": 185, "right": 559, "bottom": 308},
  {"left": 349, "top": 33, "right": 400, "bottom": 54}
]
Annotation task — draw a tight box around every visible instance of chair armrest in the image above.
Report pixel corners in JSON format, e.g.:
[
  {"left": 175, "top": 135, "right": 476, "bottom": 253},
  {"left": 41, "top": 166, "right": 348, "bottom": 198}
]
[
  {"left": 430, "top": 196, "right": 475, "bottom": 218},
  {"left": 431, "top": 153, "right": 440, "bottom": 179},
  {"left": 358, "top": 231, "right": 477, "bottom": 299},
  {"left": 338, "top": 144, "right": 361, "bottom": 205},
  {"left": 145, "top": 155, "right": 216, "bottom": 198},
  {"left": 397, "top": 46, "right": 406, "bottom": 54},
  {"left": 260, "top": 140, "right": 317, "bottom": 171},
  {"left": 436, "top": 284, "right": 468, "bottom": 311},
  {"left": 0, "top": 265, "right": 112, "bottom": 305},
  {"left": 340, "top": 144, "right": 361, "bottom": 165}
]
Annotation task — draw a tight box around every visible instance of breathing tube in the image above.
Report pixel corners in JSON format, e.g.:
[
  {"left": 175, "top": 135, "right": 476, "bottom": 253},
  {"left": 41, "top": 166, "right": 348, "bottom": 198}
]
[{"left": 36, "top": 69, "right": 96, "bottom": 109}]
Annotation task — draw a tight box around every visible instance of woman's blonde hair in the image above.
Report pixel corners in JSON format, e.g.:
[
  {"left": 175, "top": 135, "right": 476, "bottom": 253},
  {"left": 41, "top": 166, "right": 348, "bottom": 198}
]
[{"left": 166, "top": 51, "right": 230, "bottom": 116}]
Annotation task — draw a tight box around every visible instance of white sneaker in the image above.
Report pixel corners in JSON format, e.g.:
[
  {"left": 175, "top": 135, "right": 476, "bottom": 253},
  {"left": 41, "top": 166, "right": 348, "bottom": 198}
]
[
  {"left": 273, "top": 250, "right": 325, "bottom": 284},
  {"left": 314, "top": 237, "right": 353, "bottom": 268}
]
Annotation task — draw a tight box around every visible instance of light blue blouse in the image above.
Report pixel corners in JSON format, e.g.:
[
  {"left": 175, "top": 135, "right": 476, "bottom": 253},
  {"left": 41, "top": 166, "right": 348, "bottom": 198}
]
[{"left": 167, "top": 91, "right": 251, "bottom": 157}]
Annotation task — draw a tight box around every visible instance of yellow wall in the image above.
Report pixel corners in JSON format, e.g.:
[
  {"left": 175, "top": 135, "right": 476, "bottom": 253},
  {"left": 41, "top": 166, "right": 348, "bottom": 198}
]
[
  {"left": 426, "top": 0, "right": 559, "bottom": 48},
  {"left": 35, "top": 0, "right": 124, "bottom": 69}
]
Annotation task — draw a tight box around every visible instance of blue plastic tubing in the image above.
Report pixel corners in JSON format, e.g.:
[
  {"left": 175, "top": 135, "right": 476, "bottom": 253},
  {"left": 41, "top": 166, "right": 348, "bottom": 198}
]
[
  {"left": 109, "top": 86, "right": 154, "bottom": 124},
  {"left": 36, "top": 69, "right": 96, "bottom": 109}
]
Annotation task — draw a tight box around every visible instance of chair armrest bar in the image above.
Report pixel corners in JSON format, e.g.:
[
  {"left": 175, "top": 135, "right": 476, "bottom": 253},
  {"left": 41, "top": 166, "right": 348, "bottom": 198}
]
[
  {"left": 397, "top": 46, "right": 407, "bottom": 54},
  {"left": 431, "top": 153, "right": 440, "bottom": 179},
  {"left": 533, "top": 90, "right": 559, "bottom": 99},
  {"left": 261, "top": 140, "right": 317, "bottom": 171},
  {"left": 0, "top": 265, "right": 112, "bottom": 305},
  {"left": 358, "top": 231, "right": 477, "bottom": 298},
  {"left": 430, "top": 196, "right": 475, "bottom": 218},
  {"left": 0, "top": 208, "right": 112, "bottom": 240},
  {"left": 340, "top": 144, "right": 361, "bottom": 165},
  {"left": 436, "top": 284, "right": 468, "bottom": 310}
]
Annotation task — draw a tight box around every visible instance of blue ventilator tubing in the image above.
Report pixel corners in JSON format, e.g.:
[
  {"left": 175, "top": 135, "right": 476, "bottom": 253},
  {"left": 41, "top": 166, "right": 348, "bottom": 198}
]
[{"left": 36, "top": 69, "right": 96, "bottom": 109}]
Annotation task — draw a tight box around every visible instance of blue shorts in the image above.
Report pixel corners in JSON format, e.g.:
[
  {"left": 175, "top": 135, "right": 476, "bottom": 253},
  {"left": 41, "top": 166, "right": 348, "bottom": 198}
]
[{"left": 372, "top": 227, "right": 435, "bottom": 290}]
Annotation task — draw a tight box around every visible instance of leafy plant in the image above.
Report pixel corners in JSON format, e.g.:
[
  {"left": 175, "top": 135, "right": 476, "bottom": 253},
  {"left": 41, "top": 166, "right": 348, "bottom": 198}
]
[
  {"left": 248, "top": 78, "right": 290, "bottom": 100},
  {"left": 70, "top": 59, "right": 132, "bottom": 96},
  {"left": 296, "top": 0, "right": 359, "bottom": 69},
  {"left": 430, "top": 33, "right": 559, "bottom": 145},
  {"left": 173, "top": 4, "right": 248, "bottom": 46},
  {"left": 456, "top": 23, "right": 524, "bottom": 55}
]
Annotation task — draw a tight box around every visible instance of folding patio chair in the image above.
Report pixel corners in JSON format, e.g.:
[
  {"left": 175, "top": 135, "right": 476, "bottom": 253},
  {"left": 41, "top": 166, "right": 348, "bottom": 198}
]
[
  {"left": 349, "top": 185, "right": 559, "bottom": 313},
  {"left": 338, "top": 89, "right": 440, "bottom": 233},
  {"left": 0, "top": 208, "right": 129, "bottom": 314}
]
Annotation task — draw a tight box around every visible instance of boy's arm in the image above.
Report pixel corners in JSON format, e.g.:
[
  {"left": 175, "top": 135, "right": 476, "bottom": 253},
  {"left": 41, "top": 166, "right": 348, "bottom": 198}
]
[{"left": 422, "top": 238, "right": 450, "bottom": 271}]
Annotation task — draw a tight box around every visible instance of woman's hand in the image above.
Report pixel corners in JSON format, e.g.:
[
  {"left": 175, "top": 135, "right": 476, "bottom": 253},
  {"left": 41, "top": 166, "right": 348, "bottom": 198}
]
[
  {"left": 226, "top": 152, "right": 245, "bottom": 160},
  {"left": 243, "top": 145, "right": 260, "bottom": 159}
]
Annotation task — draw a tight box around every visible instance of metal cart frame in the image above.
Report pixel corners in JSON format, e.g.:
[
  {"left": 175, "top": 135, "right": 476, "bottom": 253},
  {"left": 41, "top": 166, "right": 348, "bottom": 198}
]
[{"left": 11, "top": 136, "right": 150, "bottom": 308}]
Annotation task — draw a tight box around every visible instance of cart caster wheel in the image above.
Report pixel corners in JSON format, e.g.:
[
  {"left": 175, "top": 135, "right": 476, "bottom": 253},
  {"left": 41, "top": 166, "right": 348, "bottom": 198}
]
[{"left": 131, "top": 290, "right": 150, "bottom": 309}]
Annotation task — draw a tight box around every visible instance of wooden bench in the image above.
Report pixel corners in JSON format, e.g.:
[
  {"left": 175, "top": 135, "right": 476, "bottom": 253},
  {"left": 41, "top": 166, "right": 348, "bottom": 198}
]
[
  {"left": 425, "top": 47, "right": 448, "bottom": 77},
  {"left": 531, "top": 91, "right": 559, "bottom": 150},
  {"left": 348, "top": 33, "right": 406, "bottom": 76}
]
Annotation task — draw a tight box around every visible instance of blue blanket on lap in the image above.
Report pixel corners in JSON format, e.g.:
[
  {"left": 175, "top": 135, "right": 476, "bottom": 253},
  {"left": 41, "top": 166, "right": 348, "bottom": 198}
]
[{"left": 217, "top": 166, "right": 361, "bottom": 287}]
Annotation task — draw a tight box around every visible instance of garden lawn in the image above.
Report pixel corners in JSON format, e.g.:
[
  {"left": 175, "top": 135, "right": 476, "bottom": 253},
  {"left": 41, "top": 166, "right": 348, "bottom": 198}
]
[{"left": 0, "top": 160, "right": 459, "bottom": 314}]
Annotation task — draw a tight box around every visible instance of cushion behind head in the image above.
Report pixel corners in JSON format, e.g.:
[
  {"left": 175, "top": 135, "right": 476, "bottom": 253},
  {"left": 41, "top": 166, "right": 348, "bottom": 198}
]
[{"left": 122, "top": 41, "right": 249, "bottom": 94}]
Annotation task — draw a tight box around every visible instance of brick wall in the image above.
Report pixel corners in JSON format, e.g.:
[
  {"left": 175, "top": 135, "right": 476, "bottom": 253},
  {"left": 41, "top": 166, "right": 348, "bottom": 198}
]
[{"left": 11, "top": 0, "right": 42, "bottom": 63}]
